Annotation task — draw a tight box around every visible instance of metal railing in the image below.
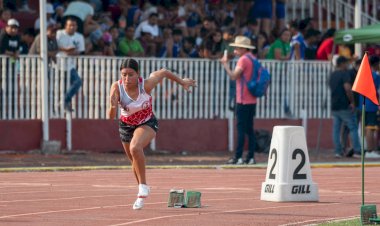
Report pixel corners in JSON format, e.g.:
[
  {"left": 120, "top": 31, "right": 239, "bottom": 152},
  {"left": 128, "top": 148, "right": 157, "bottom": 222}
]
[
  {"left": 287, "top": 0, "right": 378, "bottom": 31},
  {"left": 0, "top": 56, "right": 333, "bottom": 121}
]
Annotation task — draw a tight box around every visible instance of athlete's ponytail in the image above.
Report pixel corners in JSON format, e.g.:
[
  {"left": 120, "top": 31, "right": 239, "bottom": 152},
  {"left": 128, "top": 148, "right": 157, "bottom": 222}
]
[{"left": 120, "top": 58, "right": 139, "bottom": 73}]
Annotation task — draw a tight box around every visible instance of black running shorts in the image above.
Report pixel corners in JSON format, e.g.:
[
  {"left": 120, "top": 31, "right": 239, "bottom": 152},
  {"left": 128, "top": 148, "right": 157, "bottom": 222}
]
[{"left": 118, "top": 116, "right": 159, "bottom": 143}]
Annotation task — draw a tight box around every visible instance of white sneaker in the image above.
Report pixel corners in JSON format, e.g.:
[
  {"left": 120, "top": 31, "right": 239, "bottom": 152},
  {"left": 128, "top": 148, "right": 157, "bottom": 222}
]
[
  {"left": 133, "top": 198, "right": 145, "bottom": 210},
  {"left": 236, "top": 158, "right": 243, "bottom": 165},
  {"left": 138, "top": 184, "right": 150, "bottom": 197},
  {"left": 133, "top": 184, "right": 150, "bottom": 210},
  {"left": 246, "top": 158, "right": 256, "bottom": 164},
  {"left": 366, "top": 151, "right": 380, "bottom": 158}
]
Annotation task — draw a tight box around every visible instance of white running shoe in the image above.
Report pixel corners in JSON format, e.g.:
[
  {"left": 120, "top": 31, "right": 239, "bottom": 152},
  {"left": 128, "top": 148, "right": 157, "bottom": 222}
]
[
  {"left": 236, "top": 158, "right": 243, "bottom": 165},
  {"left": 138, "top": 184, "right": 150, "bottom": 197},
  {"left": 133, "top": 198, "right": 145, "bottom": 210},
  {"left": 133, "top": 184, "right": 150, "bottom": 210}
]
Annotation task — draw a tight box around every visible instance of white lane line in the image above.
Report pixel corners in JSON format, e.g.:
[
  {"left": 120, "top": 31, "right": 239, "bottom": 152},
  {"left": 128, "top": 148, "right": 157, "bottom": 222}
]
[
  {"left": 108, "top": 202, "right": 344, "bottom": 226},
  {"left": 0, "top": 197, "right": 255, "bottom": 219},
  {"left": 0, "top": 182, "right": 52, "bottom": 187},
  {"left": 279, "top": 215, "right": 359, "bottom": 226},
  {"left": 0, "top": 189, "right": 260, "bottom": 203}
]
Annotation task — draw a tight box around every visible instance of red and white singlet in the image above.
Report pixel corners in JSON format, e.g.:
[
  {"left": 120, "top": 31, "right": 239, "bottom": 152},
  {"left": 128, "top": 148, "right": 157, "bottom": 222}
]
[{"left": 118, "top": 77, "right": 153, "bottom": 125}]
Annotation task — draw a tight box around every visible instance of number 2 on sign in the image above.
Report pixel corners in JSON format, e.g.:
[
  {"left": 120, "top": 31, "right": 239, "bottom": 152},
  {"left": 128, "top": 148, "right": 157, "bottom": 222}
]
[{"left": 268, "top": 148, "right": 307, "bottom": 180}]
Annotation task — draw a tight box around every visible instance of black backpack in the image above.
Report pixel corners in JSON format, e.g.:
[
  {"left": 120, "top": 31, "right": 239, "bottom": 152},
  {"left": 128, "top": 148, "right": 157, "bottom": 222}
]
[{"left": 254, "top": 129, "right": 271, "bottom": 153}]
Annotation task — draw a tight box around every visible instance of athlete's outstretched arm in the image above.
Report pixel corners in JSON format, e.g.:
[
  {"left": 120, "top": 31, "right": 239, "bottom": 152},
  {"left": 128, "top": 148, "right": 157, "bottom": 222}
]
[
  {"left": 107, "top": 82, "right": 119, "bottom": 119},
  {"left": 144, "top": 68, "right": 196, "bottom": 94}
]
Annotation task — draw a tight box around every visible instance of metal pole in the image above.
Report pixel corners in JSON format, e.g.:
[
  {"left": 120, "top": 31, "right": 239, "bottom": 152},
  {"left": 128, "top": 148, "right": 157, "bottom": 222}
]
[
  {"left": 40, "top": 0, "right": 49, "bottom": 141},
  {"left": 355, "top": 0, "right": 362, "bottom": 57},
  {"left": 361, "top": 97, "right": 365, "bottom": 205}
]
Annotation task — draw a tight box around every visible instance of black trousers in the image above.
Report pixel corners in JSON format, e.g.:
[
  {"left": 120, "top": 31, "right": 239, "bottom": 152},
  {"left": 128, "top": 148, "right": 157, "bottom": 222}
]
[{"left": 235, "top": 103, "right": 256, "bottom": 160}]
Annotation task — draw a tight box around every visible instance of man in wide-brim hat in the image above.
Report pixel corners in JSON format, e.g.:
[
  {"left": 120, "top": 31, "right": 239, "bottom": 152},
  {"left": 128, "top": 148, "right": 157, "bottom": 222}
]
[{"left": 220, "top": 35, "right": 258, "bottom": 165}]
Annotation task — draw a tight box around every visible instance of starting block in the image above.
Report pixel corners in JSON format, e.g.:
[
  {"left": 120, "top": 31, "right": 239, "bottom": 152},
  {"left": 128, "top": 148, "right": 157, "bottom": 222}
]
[
  {"left": 260, "top": 126, "right": 319, "bottom": 202},
  {"left": 168, "top": 189, "right": 201, "bottom": 208},
  {"left": 361, "top": 204, "right": 380, "bottom": 225}
]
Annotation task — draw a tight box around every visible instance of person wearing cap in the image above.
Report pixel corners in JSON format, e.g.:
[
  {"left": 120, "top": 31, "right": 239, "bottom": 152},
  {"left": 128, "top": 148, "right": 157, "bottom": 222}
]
[
  {"left": 0, "top": 18, "right": 21, "bottom": 118},
  {"left": 328, "top": 56, "right": 361, "bottom": 158},
  {"left": 220, "top": 35, "right": 257, "bottom": 165},
  {"left": 34, "top": 3, "right": 57, "bottom": 32},
  {"left": 0, "top": 18, "right": 20, "bottom": 59}
]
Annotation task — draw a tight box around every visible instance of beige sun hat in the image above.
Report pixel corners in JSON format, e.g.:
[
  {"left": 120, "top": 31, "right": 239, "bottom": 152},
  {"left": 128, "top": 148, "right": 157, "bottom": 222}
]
[{"left": 229, "top": 36, "right": 256, "bottom": 49}]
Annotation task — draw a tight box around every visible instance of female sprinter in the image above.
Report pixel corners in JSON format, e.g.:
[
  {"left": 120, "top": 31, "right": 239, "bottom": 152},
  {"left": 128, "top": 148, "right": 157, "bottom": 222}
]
[{"left": 107, "top": 58, "right": 196, "bottom": 210}]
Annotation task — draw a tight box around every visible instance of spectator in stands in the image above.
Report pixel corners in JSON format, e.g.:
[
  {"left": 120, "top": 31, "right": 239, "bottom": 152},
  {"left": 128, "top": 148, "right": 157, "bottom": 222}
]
[
  {"left": 157, "top": 3, "right": 177, "bottom": 29},
  {"left": 220, "top": 36, "right": 257, "bottom": 165},
  {"left": 0, "top": 18, "right": 21, "bottom": 118},
  {"left": 109, "top": 26, "right": 120, "bottom": 55},
  {"left": 134, "top": 13, "right": 161, "bottom": 54},
  {"left": 53, "top": 5, "right": 65, "bottom": 26},
  {"left": 328, "top": 56, "right": 361, "bottom": 158},
  {"left": 221, "top": 27, "right": 237, "bottom": 112},
  {"left": 116, "top": 15, "right": 127, "bottom": 39},
  {"left": 172, "top": 0, "right": 188, "bottom": 37},
  {"left": 239, "top": 18, "right": 258, "bottom": 44},
  {"left": 365, "top": 44, "right": 380, "bottom": 58},
  {"left": 118, "top": 26, "right": 144, "bottom": 57},
  {"left": 138, "top": 31, "right": 155, "bottom": 57},
  {"left": 185, "top": 0, "right": 203, "bottom": 37},
  {"left": 0, "top": 18, "right": 20, "bottom": 60},
  {"left": 29, "top": 24, "right": 58, "bottom": 63},
  {"left": 62, "top": 0, "right": 95, "bottom": 34},
  {"left": 266, "top": 28, "right": 291, "bottom": 60},
  {"left": 159, "top": 28, "right": 183, "bottom": 58},
  {"left": 0, "top": 8, "right": 11, "bottom": 30},
  {"left": 357, "top": 56, "right": 380, "bottom": 158},
  {"left": 203, "top": 30, "right": 223, "bottom": 59},
  {"left": 248, "top": 0, "right": 273, "bottom": 37},
  {"left": 125, "top": 0, "right": 142, "bottom": 28},
  {"left": 20, "top": 0, "right": 35, "bottom": 12},
  {"left": 199, "top": 16, "right": 217, "bottom": 42},
  {"left": 220, "top": 0, "right": 237, "bottom": 30},
  {"left": 298, "top": 17, "right": 313, "bottom": 36},
  {"left": 221, "top": 27, "right": 235, "bottom": 59},
  {"left": 101, "top": 31, "right": 115, "bottom": 56},
  {"left": 56, "top": 17, "right": 84, "bottom": 111},
  {"left": 338, "top": 44, "right": 355, "bottom": 60},
  {"left": 180, "top": 36, "right": 199, "bottom": 58},
  {"left": 139, "top": 1, "right": 157, "bottom": 23},
  {"left": 235, "top": 0, "right": 253, "bottom": 27},
  {"left": 19, "top": 28, "right": 35, "bottom": 54},
  {"left": 255, "top": 31, "right": 270, "bottom": 59},
  {"left": 316, "top": 28, "right": 336, "bottom": 60},
  {"left": 289, "top": 20, "right": 306, "bottom": 60},
  {"left": 34, "top": 3, "right": 57, "bottom": 33},
  {"left": 304, "top": 29, "right": 320, "bottom": 60}
]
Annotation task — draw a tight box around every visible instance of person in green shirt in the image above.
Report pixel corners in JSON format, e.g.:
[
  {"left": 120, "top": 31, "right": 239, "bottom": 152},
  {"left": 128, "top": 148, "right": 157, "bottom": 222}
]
[
  {"left": 118, "top": 26, "right": 144, "bottom": 57},
  {"left": 266, "top": 28, "right": 291, "bottom": 60}
]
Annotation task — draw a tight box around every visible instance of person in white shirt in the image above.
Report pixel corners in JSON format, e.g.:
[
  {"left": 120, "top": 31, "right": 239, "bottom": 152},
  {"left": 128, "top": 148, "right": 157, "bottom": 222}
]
[
  {"left": 56, "top": 17, "right": 85, "bottom": 111},
  {"left": 107, "top": 58, "right": 196, "bottom": 210},
  {"left": 134, "top": 13, "right": 159, "bottom": 39}
]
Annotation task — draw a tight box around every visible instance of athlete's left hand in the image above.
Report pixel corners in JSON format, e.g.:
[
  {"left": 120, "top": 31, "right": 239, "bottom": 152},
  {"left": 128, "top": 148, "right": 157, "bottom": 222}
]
[{"left": 181, "top": 78, "right": 197, "bottom": 93}]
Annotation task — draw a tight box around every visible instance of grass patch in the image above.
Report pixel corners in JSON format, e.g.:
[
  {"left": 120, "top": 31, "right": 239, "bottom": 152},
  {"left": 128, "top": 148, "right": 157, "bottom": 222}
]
[{"left": 318, "top": 218, "right": 360, "bottom": 226}]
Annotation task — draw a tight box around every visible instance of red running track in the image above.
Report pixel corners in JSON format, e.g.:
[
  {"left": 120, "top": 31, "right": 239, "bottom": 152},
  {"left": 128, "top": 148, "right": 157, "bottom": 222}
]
[{"left": 0, "top": 167, "right": 378, "bottom": 226}]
